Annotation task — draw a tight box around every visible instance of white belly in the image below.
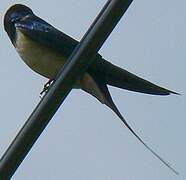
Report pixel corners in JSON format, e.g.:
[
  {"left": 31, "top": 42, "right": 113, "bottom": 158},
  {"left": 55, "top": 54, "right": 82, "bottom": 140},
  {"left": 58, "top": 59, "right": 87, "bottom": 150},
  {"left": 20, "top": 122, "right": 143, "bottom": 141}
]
[{"left": 15, "top": 29, "right": 66, "bottom": 79}]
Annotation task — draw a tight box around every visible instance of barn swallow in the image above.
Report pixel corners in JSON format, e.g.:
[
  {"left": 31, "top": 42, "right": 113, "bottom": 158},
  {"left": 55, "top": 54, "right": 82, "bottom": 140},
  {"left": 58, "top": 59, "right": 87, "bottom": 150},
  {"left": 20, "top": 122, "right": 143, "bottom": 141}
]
[{"left": 4, "top": 4, "right": 178, "bottom": 174}]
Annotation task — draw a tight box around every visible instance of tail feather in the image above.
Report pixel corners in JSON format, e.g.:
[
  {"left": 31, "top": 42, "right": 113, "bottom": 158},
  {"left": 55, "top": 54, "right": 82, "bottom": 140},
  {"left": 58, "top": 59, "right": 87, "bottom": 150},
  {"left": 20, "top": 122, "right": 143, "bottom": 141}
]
[
  {"left": 82, "top": 73, "right": 178, "bottom": 175},
  {"left": 81, "top": 73, "right": 178, "bottom": 175},
  {"left": 104, "top": 92, "right": 179, "bottom": 175},
  {"left": 98, "top": 82, "right": 178, "bottom": 175}
]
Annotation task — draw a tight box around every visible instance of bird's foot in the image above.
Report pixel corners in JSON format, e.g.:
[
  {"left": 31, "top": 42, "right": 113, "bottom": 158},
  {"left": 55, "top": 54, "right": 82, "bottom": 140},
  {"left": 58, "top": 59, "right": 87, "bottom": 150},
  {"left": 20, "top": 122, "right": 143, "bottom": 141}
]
[{"left": 40, "top": 79, "right": 53, "bottom": 98}]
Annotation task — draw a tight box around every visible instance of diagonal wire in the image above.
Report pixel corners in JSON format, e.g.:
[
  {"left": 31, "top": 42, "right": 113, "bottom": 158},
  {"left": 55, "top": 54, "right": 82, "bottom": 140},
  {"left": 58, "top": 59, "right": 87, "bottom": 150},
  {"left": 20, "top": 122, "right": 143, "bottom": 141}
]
[{"left": 0, "top": 0, "right": 133, "bottom": 179}]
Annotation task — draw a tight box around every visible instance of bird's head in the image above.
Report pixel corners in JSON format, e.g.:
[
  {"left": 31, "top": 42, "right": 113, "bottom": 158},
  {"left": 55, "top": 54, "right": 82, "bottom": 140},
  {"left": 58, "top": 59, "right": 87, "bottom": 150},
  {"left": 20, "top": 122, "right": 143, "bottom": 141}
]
[{"left": 4, "top": 4, "right": 33, "bottom": 43}]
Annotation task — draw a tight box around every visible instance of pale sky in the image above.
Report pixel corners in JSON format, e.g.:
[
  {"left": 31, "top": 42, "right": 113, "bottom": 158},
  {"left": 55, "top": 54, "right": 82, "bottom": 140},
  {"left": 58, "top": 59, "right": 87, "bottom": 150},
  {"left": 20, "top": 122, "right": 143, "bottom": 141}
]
[{"left": 0, "top": 0, "right": 185, "bottom": 180}]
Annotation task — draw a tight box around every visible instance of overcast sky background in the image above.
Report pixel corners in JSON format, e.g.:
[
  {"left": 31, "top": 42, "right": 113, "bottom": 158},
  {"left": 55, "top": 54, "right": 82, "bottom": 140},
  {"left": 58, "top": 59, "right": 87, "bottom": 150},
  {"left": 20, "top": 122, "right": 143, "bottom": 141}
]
[{"left": 0, "top": 0, "right": 185, "bottom": 179}]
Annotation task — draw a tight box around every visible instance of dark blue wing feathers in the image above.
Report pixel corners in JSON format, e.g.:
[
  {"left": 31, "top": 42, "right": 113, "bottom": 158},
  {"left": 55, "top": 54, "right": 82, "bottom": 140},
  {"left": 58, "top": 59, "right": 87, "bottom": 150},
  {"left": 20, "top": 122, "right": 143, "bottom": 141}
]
[{"left": 15, "top": 15, "right": 78, "bottom": 57}]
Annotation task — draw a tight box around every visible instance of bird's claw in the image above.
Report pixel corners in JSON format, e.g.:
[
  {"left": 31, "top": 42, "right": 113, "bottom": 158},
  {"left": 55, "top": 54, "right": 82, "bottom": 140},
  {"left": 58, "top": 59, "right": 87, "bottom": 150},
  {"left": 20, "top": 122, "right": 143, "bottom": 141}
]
[{"left": 40, "top": 79, "right": 53, "bottom": 98}]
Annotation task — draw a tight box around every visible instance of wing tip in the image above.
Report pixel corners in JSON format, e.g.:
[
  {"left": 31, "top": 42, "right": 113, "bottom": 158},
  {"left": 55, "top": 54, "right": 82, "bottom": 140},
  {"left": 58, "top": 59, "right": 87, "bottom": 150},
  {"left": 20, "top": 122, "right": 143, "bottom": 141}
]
[
  {"left": 167, "top": 90, "right": 181, "bottom": 96},
  {"left": 150, "top": 86, "right": 180, "bottom": 96}
]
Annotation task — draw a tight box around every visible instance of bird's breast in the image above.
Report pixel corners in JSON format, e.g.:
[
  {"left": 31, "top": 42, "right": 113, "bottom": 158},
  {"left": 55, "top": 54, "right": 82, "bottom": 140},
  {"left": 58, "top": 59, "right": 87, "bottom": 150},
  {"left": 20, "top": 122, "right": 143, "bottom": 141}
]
[
  {"left": 13, "top": 29, "right": 105, "bottom": 95},
  {"left": 15, "top": 29, "right": 66, "bottom": 79}
]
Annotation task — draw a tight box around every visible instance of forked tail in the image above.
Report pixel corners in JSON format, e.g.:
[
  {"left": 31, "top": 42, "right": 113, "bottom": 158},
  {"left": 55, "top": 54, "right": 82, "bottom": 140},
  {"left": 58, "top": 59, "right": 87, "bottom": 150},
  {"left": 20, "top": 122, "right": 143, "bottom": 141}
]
[{"left": 106, "top": 97, "right": 179, "bottom": 175}]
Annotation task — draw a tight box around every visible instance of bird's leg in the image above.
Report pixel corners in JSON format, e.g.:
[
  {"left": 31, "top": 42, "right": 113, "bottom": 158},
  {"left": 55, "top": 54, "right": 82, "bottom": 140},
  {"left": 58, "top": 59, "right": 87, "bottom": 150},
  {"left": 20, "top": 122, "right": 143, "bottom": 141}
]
[{"left": 40, "top": 79, "right": 53, "bottom": 97}]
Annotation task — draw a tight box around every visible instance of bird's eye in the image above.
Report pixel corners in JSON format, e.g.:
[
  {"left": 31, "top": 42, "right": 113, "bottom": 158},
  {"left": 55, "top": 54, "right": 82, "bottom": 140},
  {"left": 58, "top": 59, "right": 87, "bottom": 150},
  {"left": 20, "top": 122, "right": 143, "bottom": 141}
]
[
  {"left": 11, "top": 17, "right": 21, "bottom": 23},
  {"left": 9, "top": 12, "right": 23, "bottom": 24}
]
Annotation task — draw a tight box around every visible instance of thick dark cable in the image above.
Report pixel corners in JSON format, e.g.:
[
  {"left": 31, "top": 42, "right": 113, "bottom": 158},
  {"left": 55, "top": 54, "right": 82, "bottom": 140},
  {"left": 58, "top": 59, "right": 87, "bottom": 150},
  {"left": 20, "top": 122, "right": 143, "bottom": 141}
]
[{"left": 0, "top": 0, "right": 133, "bottom": 179}]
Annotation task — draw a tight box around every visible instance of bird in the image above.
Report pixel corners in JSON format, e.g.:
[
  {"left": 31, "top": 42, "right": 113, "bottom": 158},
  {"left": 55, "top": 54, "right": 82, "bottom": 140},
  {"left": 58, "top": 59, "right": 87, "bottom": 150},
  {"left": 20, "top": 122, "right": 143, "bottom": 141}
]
[{"left": 4, "top": 4, "right": 179, "bottom": 174}]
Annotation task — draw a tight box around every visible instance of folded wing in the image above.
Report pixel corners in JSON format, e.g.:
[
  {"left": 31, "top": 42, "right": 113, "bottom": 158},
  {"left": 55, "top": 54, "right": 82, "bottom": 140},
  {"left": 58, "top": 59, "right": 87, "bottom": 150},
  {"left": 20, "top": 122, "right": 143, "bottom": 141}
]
[{"left": 89, "top": 56, "right": 178, "bottom": 95}]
